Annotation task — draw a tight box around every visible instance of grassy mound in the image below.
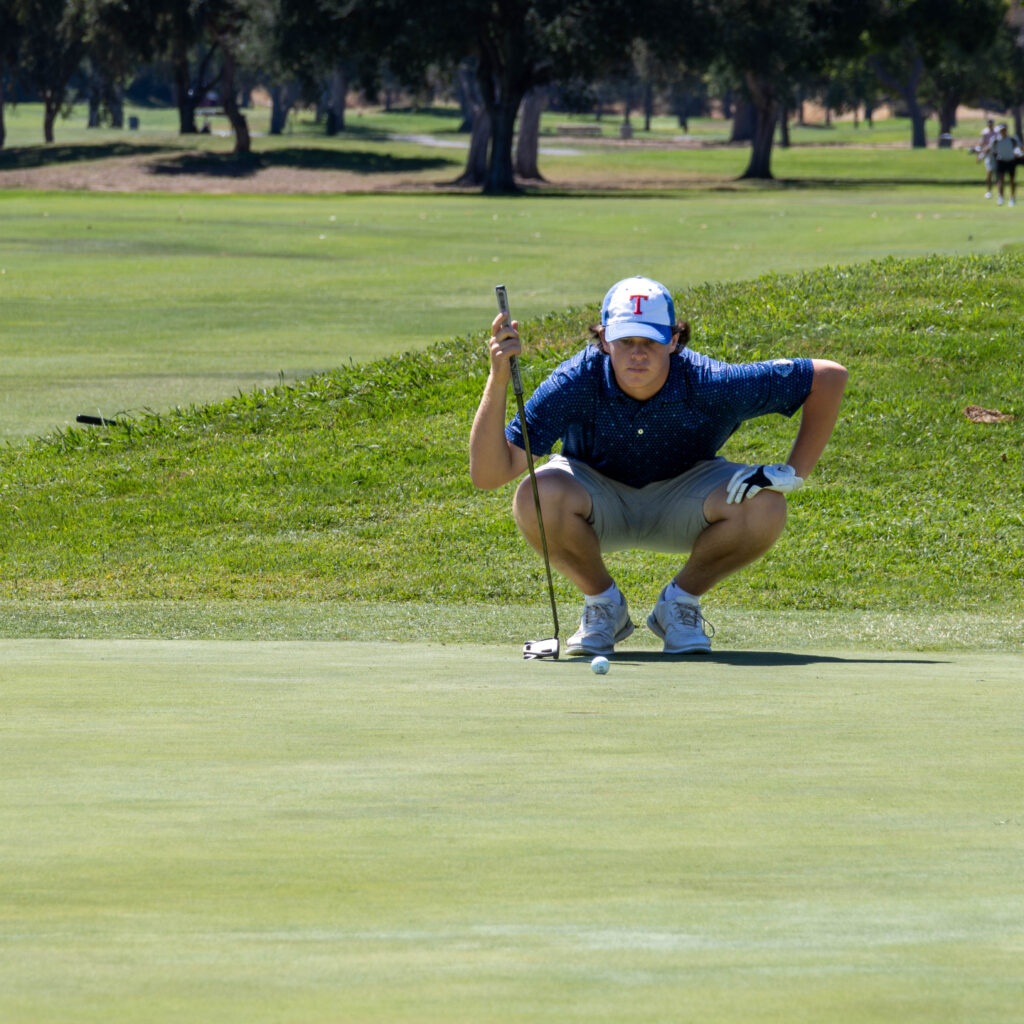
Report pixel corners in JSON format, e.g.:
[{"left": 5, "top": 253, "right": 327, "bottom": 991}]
[{"left": 1, "top": 253, "right": 1021, "bottom": 621}]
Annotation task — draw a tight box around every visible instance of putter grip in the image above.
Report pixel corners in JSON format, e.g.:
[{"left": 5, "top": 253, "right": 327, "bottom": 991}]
[{"left": 494, "top": 285, "right": 524, "bottom": 397}]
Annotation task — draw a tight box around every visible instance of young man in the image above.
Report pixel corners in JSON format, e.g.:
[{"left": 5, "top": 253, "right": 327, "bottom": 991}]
[
  {"left": 470, "top": 276, "right": 847, "bottom": 656},
  {"left": 989, "top": 123, "right": 1020, "bottom": 207}
]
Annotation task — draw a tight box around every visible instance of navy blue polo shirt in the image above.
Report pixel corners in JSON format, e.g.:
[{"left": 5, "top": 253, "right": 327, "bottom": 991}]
[{"left": 505, "top": 345, "right": 814, "bottom": 488}]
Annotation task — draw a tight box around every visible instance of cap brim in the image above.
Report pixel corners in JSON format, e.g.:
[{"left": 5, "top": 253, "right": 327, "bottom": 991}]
[{"left": 604, "top": 321, "right": 674, "bottom": 345}]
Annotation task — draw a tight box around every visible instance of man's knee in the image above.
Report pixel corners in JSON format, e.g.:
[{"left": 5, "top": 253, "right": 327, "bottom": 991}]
[
  {"left": 512, "top": 471, "right": 589, "bottom": 538},
  {"left": 744, "top": 489, "right": 788, "bottom": 548}
]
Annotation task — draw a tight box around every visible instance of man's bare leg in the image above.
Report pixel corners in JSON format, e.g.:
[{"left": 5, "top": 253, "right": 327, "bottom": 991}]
[
  {"left": 512, "top": 471, "right": 611, "bottom": 595},
  {"left": 673, "top": 485, "right": 788, "bottom": 596}
]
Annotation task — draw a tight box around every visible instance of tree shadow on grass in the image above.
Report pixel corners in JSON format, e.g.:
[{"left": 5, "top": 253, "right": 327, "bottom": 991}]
[
  {"left": 0, "top": 143, "right": 175, "bottom": 170},
  {"left": 146, "top": 148, "right": 456, "bottom": 178}
]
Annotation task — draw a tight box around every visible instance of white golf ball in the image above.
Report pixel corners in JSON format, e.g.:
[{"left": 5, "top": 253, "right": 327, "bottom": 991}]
[{"left": 590, "top": 656, "right": 610, "bottom": 675}]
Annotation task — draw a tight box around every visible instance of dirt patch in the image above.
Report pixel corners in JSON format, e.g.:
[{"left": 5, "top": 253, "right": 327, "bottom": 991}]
[
  {"left": 0, "top": 149, "right": 456, "bottom": 194},
  {"left": 0, "top": 140, "right": 737, "bottom": 196},
  {"left": 964, "top": 405, "right": 1015, "bottom": 424}
]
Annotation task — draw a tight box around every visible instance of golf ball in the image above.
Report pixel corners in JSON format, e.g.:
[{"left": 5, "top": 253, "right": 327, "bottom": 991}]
[{"left": 590, "top": 656, "right": 610, "bottom": 675}]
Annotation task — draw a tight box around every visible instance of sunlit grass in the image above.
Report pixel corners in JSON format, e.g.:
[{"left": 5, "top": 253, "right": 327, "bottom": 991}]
[{"left": 1, "top": 253, "right": 1020, "bottom": 619}]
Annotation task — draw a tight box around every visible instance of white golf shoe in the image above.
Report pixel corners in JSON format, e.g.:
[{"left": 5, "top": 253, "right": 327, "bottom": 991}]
[
  {"left": 646, "top": 593, "right": 714, "bottom": 654},
  {"left": 566, "top": 597, "right": 634, "bottom": 656}
]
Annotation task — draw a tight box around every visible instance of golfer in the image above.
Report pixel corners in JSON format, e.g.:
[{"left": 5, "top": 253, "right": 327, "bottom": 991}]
[
  {"left": 470, "top": 275, "right": 847, "bottom": 656},
  {"left": 977, "top": 118, "right": 997, "bottom": 198},
  {"left": 988, "top": 123, "right": 1021, "bottom": 206}
]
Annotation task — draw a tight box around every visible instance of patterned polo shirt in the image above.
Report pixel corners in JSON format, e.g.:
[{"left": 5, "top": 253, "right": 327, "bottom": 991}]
[{"left": 505, "top": 345, "right": 814, "bottom": 488}]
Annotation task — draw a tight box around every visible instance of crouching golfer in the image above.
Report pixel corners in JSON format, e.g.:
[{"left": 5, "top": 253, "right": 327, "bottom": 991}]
[{"left": 470, "top": 275, "right": 847, "bottom": 656}]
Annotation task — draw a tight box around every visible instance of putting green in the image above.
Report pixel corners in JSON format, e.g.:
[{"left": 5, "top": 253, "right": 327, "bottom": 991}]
[{"left": 2, "top": 640, "right": 1022, "bottom": 1023}]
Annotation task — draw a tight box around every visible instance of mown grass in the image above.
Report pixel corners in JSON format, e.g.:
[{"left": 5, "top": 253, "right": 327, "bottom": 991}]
[
  {"left": 3, "top": 180, "right": 1020, "bottom": 443},
  {"left": 1, "top": 253, "right": 1021, "bottom": 626},
  {"left": 0, "top": 98, "right": 997, "bottom": 149},
  {"left": 3, "top": 641, "right": 1023, "bottom": 1024}
]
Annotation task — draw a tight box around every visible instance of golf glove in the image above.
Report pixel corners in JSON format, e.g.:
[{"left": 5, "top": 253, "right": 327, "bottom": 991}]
[{"left": 726, "top": 463, "right": 803, "bottom": 505}]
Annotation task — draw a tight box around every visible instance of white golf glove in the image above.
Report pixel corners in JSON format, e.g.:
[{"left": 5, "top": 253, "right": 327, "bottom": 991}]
[{"left": 726, "top": 463, "right": 803, "bottom": 504}]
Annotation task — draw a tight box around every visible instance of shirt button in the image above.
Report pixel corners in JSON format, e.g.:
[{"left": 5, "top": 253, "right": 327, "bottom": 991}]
[{"left": 637, "top": 428, "right": 644, "bottom": 435}]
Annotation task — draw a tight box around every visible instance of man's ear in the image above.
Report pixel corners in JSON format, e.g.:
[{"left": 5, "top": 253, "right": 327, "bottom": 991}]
[{"left": 597, "top": 326, "right": 611, "bottom": 353}]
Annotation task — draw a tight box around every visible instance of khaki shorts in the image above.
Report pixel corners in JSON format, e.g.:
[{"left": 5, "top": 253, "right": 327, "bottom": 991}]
[{"left": 536, "top": 454, "right": 741, "bottom": 554}]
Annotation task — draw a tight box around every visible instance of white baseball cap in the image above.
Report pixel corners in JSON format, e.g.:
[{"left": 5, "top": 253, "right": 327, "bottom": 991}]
[{"left": 600, "top": 275, "right": 676, "bottom": 345}]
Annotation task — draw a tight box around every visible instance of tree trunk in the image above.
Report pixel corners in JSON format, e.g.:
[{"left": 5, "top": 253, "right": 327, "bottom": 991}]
[
  {"left": 778, "top": 105, "right": 790, "bottom": 148},
  {"left": 456, "top": 104, "right": 490, "bottom": 186},
  {"left": 908, "top": 101, "right": 927, "bottom": 148},
  {"left": 218, "top": 45, "right": 250, "bottom": 155},
  {"left": 672, "top": 83, "right": 689, "bottom": 130},
  {"left": 730, "top": 98, "right": 754, "bottom": 142},
  {"left": 326, "top": 65, "right": 346, "bottom": 135},
  {"left": 870, "top": 52, "right": 926, "bottom": 148},
  {"left": 643, "top": 79, "right": 653, "bottom": 132},
  {"left": 174, "top": 61, "right": 198, "bottom": 134},
  {"left": 1015, "top": 105, "right": 1024, "bottom": 142},
  {"left": 514, "top": 86, "right": 545, "bottom": 180},
  {"left": 456, "top": 61, "right": 477, "bottom": 132},
  {"left": 937, "top": 94, "right": 957, "bottom": 136},
  {"left": 110, "top": 88, "right": 124, "bottom": 129},
  {"left": 43, "top": 98, "right": 58, "bottom": 143},
  {"left": 484, "top": 95, "right": 521, "bottom": 195},
  {"left": 740, "top": 73, "right": 777, "bottom": 179},
  {"left": 0, "top": 74, "right": 6, "bottom": 149},
  {"left": 269, "top": 83, "right": 297, "bottom": 135}
]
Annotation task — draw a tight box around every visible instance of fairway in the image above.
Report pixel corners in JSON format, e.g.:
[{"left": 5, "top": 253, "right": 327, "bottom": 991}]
[
  {"left": 3, "top": 640, "right": 1023, "bottom": 1023},
  {"left": 1, "top": 181, "right": 1021, "bottom": 442}
]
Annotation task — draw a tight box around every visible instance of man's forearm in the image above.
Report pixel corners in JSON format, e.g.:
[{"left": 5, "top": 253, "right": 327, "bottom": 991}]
[
  {"left": 786, "top": 360, "right": 848, "bottom": 479},
  {"left": 470, "top": 371, "right": 524, "bottom": 490}
]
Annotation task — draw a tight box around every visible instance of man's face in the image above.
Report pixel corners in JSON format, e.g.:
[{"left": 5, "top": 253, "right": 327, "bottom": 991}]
[{"left": 599, "top": 332, "right": 679, "bottom": 400}]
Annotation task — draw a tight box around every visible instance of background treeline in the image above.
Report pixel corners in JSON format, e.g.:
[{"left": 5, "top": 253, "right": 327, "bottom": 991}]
[{"left": 2, "top": 0, "right": 1024, "bottom": 190}]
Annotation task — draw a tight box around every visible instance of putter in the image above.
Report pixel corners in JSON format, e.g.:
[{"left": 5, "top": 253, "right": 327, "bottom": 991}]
[{"left": 495, "top": 285, "right": 560, "bottom": 660}]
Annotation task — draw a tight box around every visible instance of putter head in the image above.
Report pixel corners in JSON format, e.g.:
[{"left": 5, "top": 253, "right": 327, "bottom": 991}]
[{"left": 522, "top": 637, "right": 560, "bottom": 660}]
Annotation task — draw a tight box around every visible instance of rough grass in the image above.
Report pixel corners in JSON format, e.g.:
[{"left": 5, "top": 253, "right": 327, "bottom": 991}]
[{"left": 1, "top": 253, "right": 1021, "bottom": 630}]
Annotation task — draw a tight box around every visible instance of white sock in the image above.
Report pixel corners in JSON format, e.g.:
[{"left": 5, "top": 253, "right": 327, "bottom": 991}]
[
  {"left": 662, "top": 581, "right": 699, "bottom": 605},
  {"left": 585, "top": 582, "right": 623, "bottom": 605}
]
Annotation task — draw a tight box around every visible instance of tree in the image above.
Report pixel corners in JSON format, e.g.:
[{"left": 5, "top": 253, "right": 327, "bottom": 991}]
[
  {"left": 818, "top": 56, "right": 882, "bottom": 127},
  {"left": 986, "top": 13, "right": 1024, "bottom": 137},
  {"left": 275, "top": 0, "right": 375, "bottom": 138},
  {"left": 205, "top": 0, "right": 253, "bottom": 153},
  {"left": 867, "top": 0, "right": 1007, "bottom": 148},
  {"left": 0, "top": 2, "right": 23, "bottom": 148},
  {"left": 697, "top": 0, "right": 872, "bottom": 179},
  {"left": 12, "top": 0, "right": 88, "bottom": 143},
  {"left": 514, "top": 86, "right": 546, "bottom": 180},
  {"left": 344, "top": 0, "right": 653, "bottom": 193}
]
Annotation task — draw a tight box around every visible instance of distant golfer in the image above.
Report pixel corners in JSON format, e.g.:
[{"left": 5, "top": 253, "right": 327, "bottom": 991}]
[
  {"left": 470, "top": 275, "right": 847, "bottom": 656},
  {"left": 977, "top": 118, "right": 997, "bottom": 198},
  {"left": 988, "top": 123, "right": 1021, "bottom": 207}
]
